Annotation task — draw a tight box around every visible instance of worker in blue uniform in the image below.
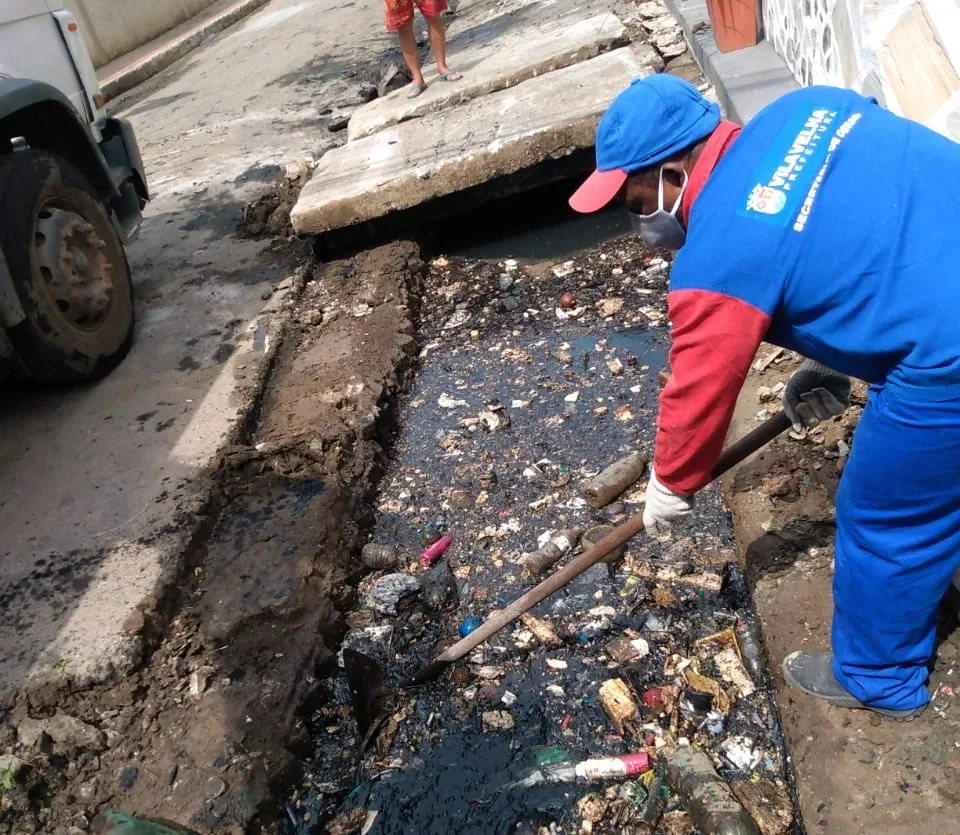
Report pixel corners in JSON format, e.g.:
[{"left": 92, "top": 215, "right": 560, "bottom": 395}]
[{"left": 570, "top": 74, "right": 960, "bottom": 719}]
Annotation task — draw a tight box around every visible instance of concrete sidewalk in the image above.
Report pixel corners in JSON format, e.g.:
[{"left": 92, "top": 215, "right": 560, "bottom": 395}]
[{"left": 97, "top": 0, "right": 271, "bottom": 101}]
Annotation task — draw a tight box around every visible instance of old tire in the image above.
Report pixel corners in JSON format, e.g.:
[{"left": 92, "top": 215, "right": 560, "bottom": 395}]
[{"left": 0, "top": 150, "right": 134, "bottom": 382}]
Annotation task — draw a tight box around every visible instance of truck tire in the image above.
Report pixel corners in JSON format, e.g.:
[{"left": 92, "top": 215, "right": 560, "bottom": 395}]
[{"left": 0, "top": 150, "right": 133, "bottom": 382}]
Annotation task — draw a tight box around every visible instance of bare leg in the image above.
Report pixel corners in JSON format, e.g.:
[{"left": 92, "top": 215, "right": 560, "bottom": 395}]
[
  {"left": 425, "top": 14, "right": 450, "bottom": 75},
  {"left": 396, "top": 22, "right": 425, "bottom": 86}
]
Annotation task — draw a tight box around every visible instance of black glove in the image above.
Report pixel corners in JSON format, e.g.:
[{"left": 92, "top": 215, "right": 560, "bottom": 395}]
[{"left": 783, "top": 359, "right": 851, "bottom": 431}]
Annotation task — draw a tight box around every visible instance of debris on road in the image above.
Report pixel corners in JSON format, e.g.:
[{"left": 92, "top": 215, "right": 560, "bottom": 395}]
[
  {"left": 367, "top": 573, "right": 421, "bottom": 616},
  {"left": 582, "top": 451, "right": 648, "bottom": 508},
  {"left": 362, "top": 543, "right": 400, "bottom": 569},
  {"left": 666, "top": 746, "right": 762, "bottom": 835},
  {"left": 290, "top": 242, "right": 796, "bottom": 834}
]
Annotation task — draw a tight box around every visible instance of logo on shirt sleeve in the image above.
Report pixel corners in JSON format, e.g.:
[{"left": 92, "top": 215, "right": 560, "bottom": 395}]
[{"left": 738, "top": 107, "right": 839, "bottom": 227}]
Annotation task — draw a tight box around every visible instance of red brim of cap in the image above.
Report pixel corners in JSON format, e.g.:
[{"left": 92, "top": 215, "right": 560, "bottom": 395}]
[{"left": 568, "top": 168, "right": 628, "bottom": 214}]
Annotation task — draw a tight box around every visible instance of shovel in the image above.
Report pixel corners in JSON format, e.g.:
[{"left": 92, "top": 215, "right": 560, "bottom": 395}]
[{"left": 346, "top": 411, "right": 791, "bottom": 732}]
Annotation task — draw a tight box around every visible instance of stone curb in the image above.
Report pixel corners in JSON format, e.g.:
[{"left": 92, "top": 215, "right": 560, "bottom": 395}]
[
  {"left": 663, "top": 0, "right": 798, "bottom": 123},
  {"left": 98, "top": 0, "right": 272, "bottom": 102}
]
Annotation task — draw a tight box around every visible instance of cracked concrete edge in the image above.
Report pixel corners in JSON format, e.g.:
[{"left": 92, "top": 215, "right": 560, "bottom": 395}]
[
  {"left": 98, "top": 0, "right": 273, "bottom": 102},
  {"left": 7, "top": 268, "right": 308, "bottom": 712},
  {"left": 346, "top": 17, "right": 631, "bottom": 141},
  {"left": 663, "top": 0, "right": 798, "bottom": 123}
]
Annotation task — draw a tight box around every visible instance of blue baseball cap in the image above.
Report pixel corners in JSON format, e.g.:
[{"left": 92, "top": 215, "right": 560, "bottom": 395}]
[{"left": 570, "top": 74, "right": 721, "bottom": 213}]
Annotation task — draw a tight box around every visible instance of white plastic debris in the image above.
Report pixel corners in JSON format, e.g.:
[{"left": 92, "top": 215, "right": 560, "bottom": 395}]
[
  {"left": 721, "top": 735, "right": 762, "bottom": 771},
  {"left": 438, "top": 393, "right": 469, "bottom": 409},
  {"left": 714, "top": 647, "right": 756, "bottom": 698}
]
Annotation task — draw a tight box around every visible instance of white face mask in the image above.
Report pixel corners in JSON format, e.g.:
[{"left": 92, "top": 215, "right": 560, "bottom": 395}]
[{"left": 629, "top": 167, "right": 688, "bottom": 250}]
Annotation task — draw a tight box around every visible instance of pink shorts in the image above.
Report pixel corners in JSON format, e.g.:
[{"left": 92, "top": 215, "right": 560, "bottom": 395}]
[{"left": 385, "top": 0, "right": 447, "bottom": 30}]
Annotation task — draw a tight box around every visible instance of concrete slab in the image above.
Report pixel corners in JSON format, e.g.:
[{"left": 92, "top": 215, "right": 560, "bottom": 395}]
[
  {"left": 292, "top": 47, "right": 652, "bottom": 236},
  {"left": 664, "top": 0, "right": 798, "bottom": 123},
  {"left": 347, "top": 12, "right": 628, "bottom": 141}
]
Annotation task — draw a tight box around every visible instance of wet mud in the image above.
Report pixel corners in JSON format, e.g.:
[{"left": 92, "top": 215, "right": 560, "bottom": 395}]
[{"left": 286, "top": 240, "right": 800, "bottom": 835}]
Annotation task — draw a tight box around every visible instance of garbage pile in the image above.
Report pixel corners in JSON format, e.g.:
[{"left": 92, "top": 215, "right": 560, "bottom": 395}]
[{"left": 290, "top": 242, "right": 796, "bottom": 835}]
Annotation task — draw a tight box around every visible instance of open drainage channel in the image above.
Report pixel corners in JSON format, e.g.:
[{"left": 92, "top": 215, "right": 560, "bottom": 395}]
[{"left": 281, "top": 181, "right": 803, "bottom": 835}]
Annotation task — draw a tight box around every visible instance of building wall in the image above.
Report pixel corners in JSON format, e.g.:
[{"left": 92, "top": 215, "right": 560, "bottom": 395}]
[
  {"left": 761, "top": 0, "right": 960, "bottom": 140},
  {"left": 64, "top": 0, "right": 222, "bottom": 68}
]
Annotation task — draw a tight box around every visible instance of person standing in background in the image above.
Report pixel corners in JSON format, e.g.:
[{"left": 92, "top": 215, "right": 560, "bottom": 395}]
[{"left": 385, "top": 0, "right": 462, "bottom": 99}]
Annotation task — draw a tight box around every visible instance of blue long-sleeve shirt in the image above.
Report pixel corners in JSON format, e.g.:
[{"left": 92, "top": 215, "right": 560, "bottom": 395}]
[{"left": 656, "top": 86, "right": 960, "bottom": 493}]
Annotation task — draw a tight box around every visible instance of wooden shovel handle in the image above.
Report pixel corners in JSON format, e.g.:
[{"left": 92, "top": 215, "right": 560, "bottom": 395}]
[{"left": 403, "top": 410, "right": 791, "bottom": 686}]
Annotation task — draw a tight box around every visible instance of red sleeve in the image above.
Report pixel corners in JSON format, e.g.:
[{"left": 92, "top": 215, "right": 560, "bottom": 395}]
[{"left": 654, "top": 289, "right": 771, "bottom": 495}]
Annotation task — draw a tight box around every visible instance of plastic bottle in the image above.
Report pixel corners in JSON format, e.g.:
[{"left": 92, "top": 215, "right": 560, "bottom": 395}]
[
  {"left": 507, "top": 762, "right": 578, "bottom": 789},
  {"left": 581, "top": 452, "right": 648, "bottom": 508},
  {"left": 735, "top": 617, "right": 766, "bottom": 680},
  {"left": 725, "top": 563, "right": 767, "bottom": 679},
  {"left": 504, "top": 752, "right": 650, "bottom": 791},
  {"left": 419, "top": 534, "right": 452, "bottom": 567},
  {"left": 575, "top": 752, "right": 651, "bottom": 779},
  {"left": 665, "top": 747, "right": 761, "bottom": 835},
  {"left": 97, "top": 811, "right": 201, "bottom": 834},
  {"left": 522, "top": 529, "right": 581, "bottom": 575}
]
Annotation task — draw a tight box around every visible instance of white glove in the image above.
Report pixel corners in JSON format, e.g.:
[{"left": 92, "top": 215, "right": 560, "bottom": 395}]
[{"left": 643, "top": 468, "right": 695, "bottom": 538}]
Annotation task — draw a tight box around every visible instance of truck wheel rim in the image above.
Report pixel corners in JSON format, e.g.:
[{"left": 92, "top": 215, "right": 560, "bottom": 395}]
[{"left": 34, "top": 206, "right": 114, "bottom": 331}]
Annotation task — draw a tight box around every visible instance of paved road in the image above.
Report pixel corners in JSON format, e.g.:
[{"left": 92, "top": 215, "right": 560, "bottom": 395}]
[
  {"left": 0, "top": 0, "right": 627, "bottom": 706},
  {"left": 0, "top": 0, "right": 390, "bottom": 706}
]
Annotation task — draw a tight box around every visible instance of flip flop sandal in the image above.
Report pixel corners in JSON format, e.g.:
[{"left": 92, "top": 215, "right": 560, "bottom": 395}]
[
  {"left": 407, "top": 82, "right": 427, "bottom": 99},
  {"left": 439, "top": 71, "right": 462, "bottom": 82}
]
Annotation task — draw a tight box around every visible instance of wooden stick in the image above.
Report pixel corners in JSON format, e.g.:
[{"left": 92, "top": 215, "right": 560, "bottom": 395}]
[{"left": 403, "top": 410, "right": 792, "bottom": 687}]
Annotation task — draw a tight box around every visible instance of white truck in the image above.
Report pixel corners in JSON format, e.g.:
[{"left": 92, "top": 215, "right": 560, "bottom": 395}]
[{"left": 0, "top": 0, "right": 147, "bottom": 382}]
